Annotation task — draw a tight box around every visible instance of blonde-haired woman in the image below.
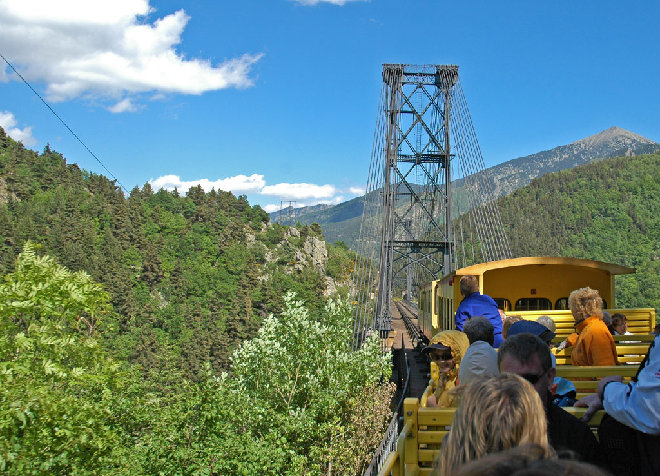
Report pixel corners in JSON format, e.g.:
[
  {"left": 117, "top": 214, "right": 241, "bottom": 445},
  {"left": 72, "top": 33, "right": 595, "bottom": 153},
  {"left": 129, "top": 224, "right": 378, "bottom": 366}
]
[
  {"left": 568, "top": 287, "right": 618, "bottom": 366},
  {"left": 434, "top": 373, "right": 553, "bottom": 476}
]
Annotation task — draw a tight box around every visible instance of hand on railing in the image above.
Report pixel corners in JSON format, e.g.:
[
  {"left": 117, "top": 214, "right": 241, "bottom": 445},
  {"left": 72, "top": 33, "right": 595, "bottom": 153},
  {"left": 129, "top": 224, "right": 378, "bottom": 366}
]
[{"left": 575, "top": 375, "right": 623, "bottom": 421}]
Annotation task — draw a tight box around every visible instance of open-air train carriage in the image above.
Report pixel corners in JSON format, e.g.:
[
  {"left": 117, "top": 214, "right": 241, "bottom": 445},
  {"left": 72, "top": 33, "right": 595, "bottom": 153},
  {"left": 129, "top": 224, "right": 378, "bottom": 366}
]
[{"left": 418, "top": 257, "right": 656, "bottom": 339}]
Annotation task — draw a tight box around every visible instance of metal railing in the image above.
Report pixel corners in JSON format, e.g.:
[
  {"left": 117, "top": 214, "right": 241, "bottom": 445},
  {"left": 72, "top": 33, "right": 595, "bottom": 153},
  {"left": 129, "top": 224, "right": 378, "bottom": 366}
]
[
  {"left": 363, "top": 337, "right": 410, "bottom": 476},
  {"left": 362, "top": 410, "right": 400, "bottom": 476}
]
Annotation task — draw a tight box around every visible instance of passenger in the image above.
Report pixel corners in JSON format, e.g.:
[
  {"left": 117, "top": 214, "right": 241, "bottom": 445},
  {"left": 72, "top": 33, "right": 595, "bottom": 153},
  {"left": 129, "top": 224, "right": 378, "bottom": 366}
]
[
  {"left": 568, "top": 287, "right": 618, "bottom": 366},
  {"left": 508, "top": 320, "right": 558, "bottom": 368},
  {"left": 502, "top": 314, "right": 523, "bottom": 339},
  {"left": 433, "top": 373, "right": 553, "bottom": 476},
  {"left": 610, "top": 313, "right": 632, "bottom": 336},
  {"left": 536, "top": 315, "right": 556, "bottom": 334},
  {"left": 507, "top": 320, "right": 577, "bottom": 406},
  {"left": 575, "top": 332, "right": 660, "bottom": 475},
  {"left": 454, "top": 275, "right": 504, "bottom": 347},
  {"left": 458, "top": 316, "right": 499, "bottom": 386},
  {"left": 422, "top": 330, "right": 469, "bottom": 407},
  {"left": 453, "top": 444, "right": 611, "bottom": 476},
  {"left": 498, "top": 334, "right": 602, "bottom": 465},
  {"left": 602, "top": 311, "right": 613, "bottom": 333},
  {"left": 509, "top": 320, "right": 555, "bottom": 347}
]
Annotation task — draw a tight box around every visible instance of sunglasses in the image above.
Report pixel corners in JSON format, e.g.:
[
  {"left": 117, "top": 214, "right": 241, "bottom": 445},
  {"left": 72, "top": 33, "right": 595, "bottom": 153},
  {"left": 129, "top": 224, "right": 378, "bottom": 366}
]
[
  {"left": 521, "top": 368, "right": 549, "bottom": 385},
  {"left": 429, "top": 350, "right": 453, "bottom": 361}
]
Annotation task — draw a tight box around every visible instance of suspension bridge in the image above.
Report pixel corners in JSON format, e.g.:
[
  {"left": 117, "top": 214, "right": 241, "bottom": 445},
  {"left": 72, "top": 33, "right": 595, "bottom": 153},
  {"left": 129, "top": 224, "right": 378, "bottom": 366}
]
[
  {"left": 352, "top": 64, "right": 512, "bottom": 474},
  {"left": 352, "top": 64, "right": 511, "bottom": 351}
]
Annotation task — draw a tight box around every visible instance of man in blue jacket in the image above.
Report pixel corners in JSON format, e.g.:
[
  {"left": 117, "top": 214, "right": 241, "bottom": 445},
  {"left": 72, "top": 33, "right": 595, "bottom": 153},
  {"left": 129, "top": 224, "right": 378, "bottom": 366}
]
[{"left": 454, "top": 275, "right": 503, "bottom": 348}]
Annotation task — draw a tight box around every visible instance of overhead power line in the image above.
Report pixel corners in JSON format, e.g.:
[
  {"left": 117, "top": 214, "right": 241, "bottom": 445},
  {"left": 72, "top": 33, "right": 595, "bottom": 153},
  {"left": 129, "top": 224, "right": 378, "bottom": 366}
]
[{"left": 0, "top": 51, "right": 129, "bottom": 193}]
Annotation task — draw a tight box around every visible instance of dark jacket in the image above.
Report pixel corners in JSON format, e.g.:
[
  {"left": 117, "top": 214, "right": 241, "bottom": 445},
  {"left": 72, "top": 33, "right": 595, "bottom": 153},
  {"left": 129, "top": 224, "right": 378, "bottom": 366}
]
[{"left": 546, "top": 398, "right": 603, "bottom": 466}]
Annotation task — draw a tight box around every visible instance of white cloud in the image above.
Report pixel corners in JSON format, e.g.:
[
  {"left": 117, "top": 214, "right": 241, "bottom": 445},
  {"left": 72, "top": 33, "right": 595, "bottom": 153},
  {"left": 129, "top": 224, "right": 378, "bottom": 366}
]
[
  {"left": 0, "top": 0, "right": 263, "bottom": 108},
  {"left": 291, "top": 0, "right": 366, "bottom": 5},
  {"left": 0, "top": 111, "right": 37, "bottom": 146},
  {"left": 260, "top": 182, "right": 336, "bottom": 200},
  {"left": 108, "top": 97, "right": 139, "bottom": 113},
  {"left": 149, "top": 173, "right": 361, "bottom": 209},
  {"left": 149, "top": 173, "right": 266, "bottom": 194},
  {"left": 263, "top": 203, "right": 282, "bottom": 213},
  {"left": 349, "top": 186, "right": 365, "bottom": 195}
]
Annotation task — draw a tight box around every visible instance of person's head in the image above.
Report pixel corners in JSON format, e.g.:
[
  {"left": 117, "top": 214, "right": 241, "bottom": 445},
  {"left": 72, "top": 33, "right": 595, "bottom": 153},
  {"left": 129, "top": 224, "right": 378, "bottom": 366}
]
[
  {"left": 425, "top": 343, "right": 454, "bottom": 375},
  {"left": 536, "top": 315, "right": 556, "bottom": 334},
  {"left": 508, "top": 320, "right": 556, "bottom": 347},
  {"left": 568, "top": 287, "right": 603, "bottom": 322},
  {"left": 498, "top": 333, "right": 555, "bottom": 407},
  {"left": 423, "top": 330, "right": 470, "bottom": 379},
  {"left": 463, "top": 316, "right": 495, "bottom": 346},
  {"left": 502, "top": 315, "right": 523, "bottom": 339},
  {"left": 452, "top": 444, "right": 608, "bottom": 476},
  {"left": 436, "top": 374, "right": 551, "bottom": 476},
  {"left": 611, "top": 313, "right": 628, "bottom": 335},
  {"left": 459, "top": 275, "right": 479, "bottom": 297}
]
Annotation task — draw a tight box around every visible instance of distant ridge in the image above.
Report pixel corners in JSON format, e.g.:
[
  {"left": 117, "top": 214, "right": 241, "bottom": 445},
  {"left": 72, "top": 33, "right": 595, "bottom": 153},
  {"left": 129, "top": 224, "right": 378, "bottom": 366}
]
[
  {"left": 485, "top": 126, "right": 660, "bottom": 197},
  {"left": 271, "top": 127, "right": 660, "bottom": 247}
]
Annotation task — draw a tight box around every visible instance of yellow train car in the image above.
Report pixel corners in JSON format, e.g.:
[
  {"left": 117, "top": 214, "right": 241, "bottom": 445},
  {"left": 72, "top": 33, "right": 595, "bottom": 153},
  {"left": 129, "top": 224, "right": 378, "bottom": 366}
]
[
  {"left": 417, "top": 280, "right": 438, "bottom": 338},
  {"left": 418, "top": 256, "right": 637, "bottom": 339}
]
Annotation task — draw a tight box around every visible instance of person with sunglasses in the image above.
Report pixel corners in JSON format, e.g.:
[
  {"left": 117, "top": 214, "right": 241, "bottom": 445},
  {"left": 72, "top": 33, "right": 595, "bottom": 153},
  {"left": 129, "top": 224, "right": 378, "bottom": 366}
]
[
  {"left": 422, "top": 330, "right": 469, "bottom": 407},
  {"left": 498, "top": 333, "right": 603, "bottom": 466}
]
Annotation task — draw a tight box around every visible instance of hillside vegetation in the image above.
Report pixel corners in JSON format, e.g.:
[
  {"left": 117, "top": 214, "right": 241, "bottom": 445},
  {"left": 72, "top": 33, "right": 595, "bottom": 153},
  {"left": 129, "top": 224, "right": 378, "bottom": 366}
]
[
  {"left": 0, "top": 127, "right": 358, "bottom": 377},
  {"left": 0, "top": 127, "right": 392, "bottom": 474},
  {"left": 498, "top": 152, "right": 660, "bottom": 311}
]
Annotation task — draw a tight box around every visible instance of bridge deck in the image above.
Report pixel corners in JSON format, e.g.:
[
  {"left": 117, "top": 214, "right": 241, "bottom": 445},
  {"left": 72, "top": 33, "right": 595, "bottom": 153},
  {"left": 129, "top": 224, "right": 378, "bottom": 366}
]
[{"left": 391, "top": 301, "right": 429, "bottom": 399}]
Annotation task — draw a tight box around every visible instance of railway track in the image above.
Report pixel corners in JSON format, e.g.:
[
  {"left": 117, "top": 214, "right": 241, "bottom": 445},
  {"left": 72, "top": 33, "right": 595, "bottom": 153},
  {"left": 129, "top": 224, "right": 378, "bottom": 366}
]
[{"left": 393, "top": 300, "right": 428, "bottom": 350}]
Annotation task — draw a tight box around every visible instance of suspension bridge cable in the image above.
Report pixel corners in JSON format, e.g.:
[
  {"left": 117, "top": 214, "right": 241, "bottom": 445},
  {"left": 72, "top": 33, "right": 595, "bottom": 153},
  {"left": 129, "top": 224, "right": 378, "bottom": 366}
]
[{"left": 0, "top": 51, "right": 129, "bottom": 194}]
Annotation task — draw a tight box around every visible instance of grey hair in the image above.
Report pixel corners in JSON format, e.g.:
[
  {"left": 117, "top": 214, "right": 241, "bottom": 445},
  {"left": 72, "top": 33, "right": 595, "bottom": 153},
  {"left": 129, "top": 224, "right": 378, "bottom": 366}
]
[
  {"left": 536, "top": 315, "right": 556, "bottom": 333},
  {"left": 463, "top": 316, "right": 495, "bottom": 345}
]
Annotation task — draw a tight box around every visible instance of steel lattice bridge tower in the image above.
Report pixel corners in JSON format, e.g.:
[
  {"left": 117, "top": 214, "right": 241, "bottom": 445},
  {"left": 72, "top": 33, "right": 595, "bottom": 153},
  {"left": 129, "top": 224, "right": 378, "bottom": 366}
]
[{"left": 351, "top": 64, "right": 512, "bottom": 349}]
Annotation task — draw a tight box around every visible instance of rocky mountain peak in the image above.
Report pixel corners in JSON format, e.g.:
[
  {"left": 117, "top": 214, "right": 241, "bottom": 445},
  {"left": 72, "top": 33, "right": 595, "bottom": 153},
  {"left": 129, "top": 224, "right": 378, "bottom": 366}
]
[{"left": 574, "top": 126, "right": 657, "bottom": 149}]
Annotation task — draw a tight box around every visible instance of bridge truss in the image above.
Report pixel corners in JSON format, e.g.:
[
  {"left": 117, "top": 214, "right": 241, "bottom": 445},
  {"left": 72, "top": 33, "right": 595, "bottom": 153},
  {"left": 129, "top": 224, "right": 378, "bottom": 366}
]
[{"left": 352, "top": 64, "right": 512, "bottom": 349}]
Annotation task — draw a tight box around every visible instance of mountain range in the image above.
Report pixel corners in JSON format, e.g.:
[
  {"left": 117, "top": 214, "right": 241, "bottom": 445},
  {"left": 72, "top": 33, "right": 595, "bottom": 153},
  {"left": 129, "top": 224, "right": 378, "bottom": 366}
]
[{"left": 272, "top": 126, "right": 660, "bottom": 247}]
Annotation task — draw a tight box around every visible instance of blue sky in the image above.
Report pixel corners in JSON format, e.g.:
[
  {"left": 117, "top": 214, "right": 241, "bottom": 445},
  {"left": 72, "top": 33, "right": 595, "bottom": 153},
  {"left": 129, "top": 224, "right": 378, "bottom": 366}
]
[{"left": 1, "top": 0, "right": 659, "bottom": 212}]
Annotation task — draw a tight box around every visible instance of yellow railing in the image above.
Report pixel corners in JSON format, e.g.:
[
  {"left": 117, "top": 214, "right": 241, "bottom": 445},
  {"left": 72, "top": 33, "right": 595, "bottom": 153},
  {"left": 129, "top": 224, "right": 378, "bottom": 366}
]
[
  {"left": 516, "top": 308, "right": 656, "bottom": 338},
  {"left": 554, "top": 341, "right": 651, "bottom": 365},
  {"left": 377, "top": 365, "right": 641, "bottom": 476}
]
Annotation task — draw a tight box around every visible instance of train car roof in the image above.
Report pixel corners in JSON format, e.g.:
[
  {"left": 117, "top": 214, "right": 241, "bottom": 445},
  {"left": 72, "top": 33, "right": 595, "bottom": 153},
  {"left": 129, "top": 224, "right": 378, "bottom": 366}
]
[{"left": 447, "top": 256, "right": 635, "bottom": 278}]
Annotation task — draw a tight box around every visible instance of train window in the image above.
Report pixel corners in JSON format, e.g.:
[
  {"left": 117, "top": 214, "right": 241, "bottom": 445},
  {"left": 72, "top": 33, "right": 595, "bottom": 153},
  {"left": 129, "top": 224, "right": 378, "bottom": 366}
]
[
  {"left": 554, "top": 297, "right": 608, "bottom": 310},
  {"left": 494, "top": 298, "right": 512, "bottom": 313},
  {"left": 515, "top": 298, "right": 552, "bottom": 311}
]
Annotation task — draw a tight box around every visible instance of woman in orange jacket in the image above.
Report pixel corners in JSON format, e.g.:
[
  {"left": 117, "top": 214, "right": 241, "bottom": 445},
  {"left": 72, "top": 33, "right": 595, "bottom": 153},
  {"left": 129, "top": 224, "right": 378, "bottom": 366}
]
[{"left": 568, "top": 287, "right": 618, "bottom": 366}]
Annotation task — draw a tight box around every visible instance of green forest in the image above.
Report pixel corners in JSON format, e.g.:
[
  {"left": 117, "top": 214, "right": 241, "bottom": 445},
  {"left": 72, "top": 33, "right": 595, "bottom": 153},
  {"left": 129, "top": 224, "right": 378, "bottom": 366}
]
[
  {"left": 497, "top": 152, "right": 660, "bottom": 312},
  {"left": 0, "top": 127, "right": 392, "bottom": 474},
  {"left": 2, "top": 124, "right": 659, "bottom": 473}
]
